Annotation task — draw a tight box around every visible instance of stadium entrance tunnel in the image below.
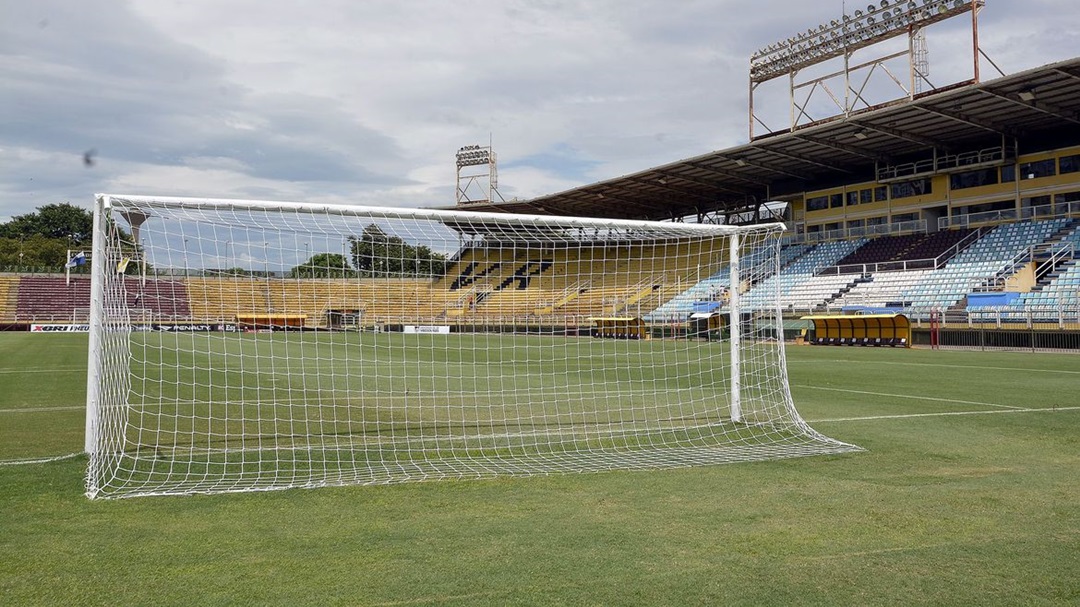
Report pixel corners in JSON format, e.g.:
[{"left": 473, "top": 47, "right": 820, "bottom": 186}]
[{"left": 802, "top": 314, "right": 910, "bottom": 347}]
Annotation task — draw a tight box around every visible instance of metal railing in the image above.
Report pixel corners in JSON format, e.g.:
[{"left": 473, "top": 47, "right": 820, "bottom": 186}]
[
  {"left": 1037, "top": 241, "right": 1077, "bottom": 282},
  {"left": 795, "top": 219, "right": 927, "bottom": 245},
  {"left": 941, "top": 201, "right": 1080, "bottom": 230},
  {"left": 876, "top": 145, "right": 1007, "bottom": 182}
]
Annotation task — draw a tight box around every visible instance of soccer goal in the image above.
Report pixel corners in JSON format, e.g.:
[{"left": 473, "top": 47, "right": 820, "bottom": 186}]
[{"left": 85, "top": 194, "right": 860, "bottom": 498}]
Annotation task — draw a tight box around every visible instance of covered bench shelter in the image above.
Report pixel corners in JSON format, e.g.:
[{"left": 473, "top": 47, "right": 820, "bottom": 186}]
[
  {"left": 802, "top": 313, "right": 910, "bottom": 347},
  {"left": 688, "top": 311, "right": 726, "bottom": 340},
  {"left": 236, "top": 314, "right": 308, "bottom": 331},
  {"left": 590, "top": 317, "right": 646, "bottom": 340}
]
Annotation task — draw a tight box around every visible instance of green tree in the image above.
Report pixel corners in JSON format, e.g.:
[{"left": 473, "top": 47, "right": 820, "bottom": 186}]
[
  {"left": 289, "top": 253, "right": 352, "bottom": 279},
  {"left": 0, "top": 235, "right": 70, "bottom": 270},
  {"left": 348, "top": 225, "right": 448, "bottom": 278},
  {"left": 0, "top": 203, "right": 94, "bottom": 246},
  {"left": 0, "top": 203, "right": 143, "bottom": 273}
]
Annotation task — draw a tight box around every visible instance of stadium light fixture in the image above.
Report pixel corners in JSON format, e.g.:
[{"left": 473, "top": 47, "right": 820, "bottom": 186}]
[
  {"left": 853, "top": 130, "right": 869, "bottom": 140},
  {"left": 1018, "top": 88, "right": 1036, "bottom": 102},
  {"left": 455, "top": 143, "right": 505, "bottom": 206},
  {"left": 750, "top": 0, "right": 984, "bottom": 84},
  {"left": 455, "top": 145, "right": 492, "bottom": 168}
]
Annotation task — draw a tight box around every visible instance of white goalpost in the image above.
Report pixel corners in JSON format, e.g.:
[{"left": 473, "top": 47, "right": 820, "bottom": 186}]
[{"left": 85, "top": 194, "right": 860, "bottom": 499}]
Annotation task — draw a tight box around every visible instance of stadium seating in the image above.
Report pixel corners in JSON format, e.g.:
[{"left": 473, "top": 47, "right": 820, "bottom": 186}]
[
  {"left": 7, "top": 219, "right": 1077, "bottom": 328},
  {"left": 831, "top": 269, "right": 933, "bottom": 310},
  {"left": 0, "top": 275, "right": 19, "bottom": 322},
  {"left": 15, "top": 276, "right": 92, "bottom": 322},
  {"left": 739, "top": 239, "right": 867, "bottom": 312},
  {"left": 978, "top": 222, "right": 1080, "bottom": 319},
  {"left": 906, "top": 218, "right": 1069, "bottom": 314},
  {"left": 14, "top": 276, "right": 191, "bottom": 323},
  {"left": 124, "top": 278, "right": 191, "bottom": 321},
  {"left": 832, "top": 229, "right": 974, "bottom": 273}
]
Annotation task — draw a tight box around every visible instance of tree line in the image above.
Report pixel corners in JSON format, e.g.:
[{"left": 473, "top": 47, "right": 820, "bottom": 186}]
[
  {"left": 289, "top": 224, "right": 449, "bottom": 279},
  {"left": 0, "top": 203, "right": 98, "bottom": 271},
  {"left": 2, "top": 203, "right": 449, "bottom": 279}
]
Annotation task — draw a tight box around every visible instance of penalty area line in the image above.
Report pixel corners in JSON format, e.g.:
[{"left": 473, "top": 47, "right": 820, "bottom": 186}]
[
  {"left": 795, "top": 385, "right": 1028, "bottom": 410},
  {"left": 809, "top": 406, "right": 1080, "bottom": 424}
]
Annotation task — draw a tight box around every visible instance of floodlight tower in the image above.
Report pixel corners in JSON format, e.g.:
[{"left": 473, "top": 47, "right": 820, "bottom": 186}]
[
  {"left": 748, "top": 0, "right": 986, "bottom": 139},
  {"left": 455, "top": 144, "right": 505, "bottom": 206}
]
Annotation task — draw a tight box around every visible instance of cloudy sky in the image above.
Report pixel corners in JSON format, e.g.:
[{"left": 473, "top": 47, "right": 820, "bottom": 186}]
[{"left": 2, "top": 0, "right": 1078, "bottom": 222}]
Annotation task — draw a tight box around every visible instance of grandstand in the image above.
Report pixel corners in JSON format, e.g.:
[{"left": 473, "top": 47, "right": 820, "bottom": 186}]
[
  {"left": 2, "top": 212, "right": 1079, "bottom": 345},
  {"left": 2, "top": 50, "right": 1079, "bottom": 349},
  {"left": 434, "top": 54, "right": 1080, "bottom": 347}
]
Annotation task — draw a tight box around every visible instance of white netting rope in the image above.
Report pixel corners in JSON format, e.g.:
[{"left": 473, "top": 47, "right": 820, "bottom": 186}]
[{"left": 85, "top": 195, "right": 860, "bottom": 498}]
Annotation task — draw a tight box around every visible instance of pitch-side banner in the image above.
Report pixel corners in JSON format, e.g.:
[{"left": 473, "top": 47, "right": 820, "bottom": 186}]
[
  {"left": 31, "top": 323, "right": 238, "bottom": 333},
  {"left": 30, "top": 324, "right": 91, "bottom": 333},
  {"left": 403, "top": 325, "right": 451, "bottom": 334}
]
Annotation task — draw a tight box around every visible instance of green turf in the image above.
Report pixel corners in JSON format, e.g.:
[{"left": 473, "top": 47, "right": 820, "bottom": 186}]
[
  {"left": 2, "top": 333, "right": 1078, "bottom": 605},
  {"left": 83, "top": 331, "right": 850, "bottom": 497}
]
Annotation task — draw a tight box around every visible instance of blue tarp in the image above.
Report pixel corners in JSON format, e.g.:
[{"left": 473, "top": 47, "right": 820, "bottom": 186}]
[
  {"left": 967, "top": 292, "right": 1019, "bottom": 308},
  {"left": 692, "top": 301, "right": 721, "bottom": 313}
]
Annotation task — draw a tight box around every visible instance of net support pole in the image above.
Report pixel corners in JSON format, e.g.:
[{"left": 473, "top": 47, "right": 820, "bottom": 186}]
[
  {"left": 84, "top": 195, "right": 107, "bottom": 456},
  {"left": 728, "top": 233, "right": 742, "bottom": 423}
]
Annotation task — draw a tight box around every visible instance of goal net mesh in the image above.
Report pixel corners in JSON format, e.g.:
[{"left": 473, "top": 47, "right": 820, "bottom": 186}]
[{"left": 85, "top": 195, "right": 860, "bottom": 498}]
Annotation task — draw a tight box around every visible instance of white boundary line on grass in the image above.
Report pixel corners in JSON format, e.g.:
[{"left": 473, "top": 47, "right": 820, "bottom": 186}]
[
  {"left": 0, "top": 452, "right": 82, "bottom": 466},
  {"left": 809, "top": 406, "right": 1080, "bottom": 423},
  {"left": 0, "top": 406, "right": 84, "bottom": 413},
  {"left": 794, "top": 385, "right": 1029, "bottom": 410},
  {"left": 0, "top": 367, "right": 85, "bottom": 375}
]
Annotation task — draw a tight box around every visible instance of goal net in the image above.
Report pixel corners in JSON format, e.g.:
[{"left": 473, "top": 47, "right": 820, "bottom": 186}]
[{"left": 85, "top": 194, "right": 860, "bottom": 498}]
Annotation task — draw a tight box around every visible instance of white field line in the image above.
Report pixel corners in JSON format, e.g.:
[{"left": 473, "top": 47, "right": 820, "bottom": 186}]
[
  {"left": 0, "top": 406, "right": 84, "bottom": 413},
  {"left": 794, "top": 385, "right": 1029, "bottom": 410},
  {"left": 809, "top": 406, "right": 1080, "bottom": 423},
  {"left": 0, "top": 452, "right": 82, "bottom": 466},
  {"left": 0, "top": 367, "right": 84, "bottom": 374}
]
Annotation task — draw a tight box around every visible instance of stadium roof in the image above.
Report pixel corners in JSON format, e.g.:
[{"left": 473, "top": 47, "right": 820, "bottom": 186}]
[{"left": 441, "top": 56, "right": 1080, "bottom": 221}]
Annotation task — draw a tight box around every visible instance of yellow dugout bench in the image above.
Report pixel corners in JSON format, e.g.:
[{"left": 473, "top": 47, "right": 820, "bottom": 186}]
[{"left": 802, "top": 314, "right": 911, "bottom": 348}]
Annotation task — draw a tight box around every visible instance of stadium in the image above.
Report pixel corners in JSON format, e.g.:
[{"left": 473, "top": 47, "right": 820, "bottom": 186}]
[{"left": 3, "top": 1, "right": 1080, "bottom": 604}]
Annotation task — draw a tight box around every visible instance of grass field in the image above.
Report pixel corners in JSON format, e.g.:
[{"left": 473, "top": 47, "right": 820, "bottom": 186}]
[
  {"left": 2, "top": 332, "right": 1078, "bottom": 605},
  {"left": 85, "top": 331, "right": 855, "bottom": 498}
]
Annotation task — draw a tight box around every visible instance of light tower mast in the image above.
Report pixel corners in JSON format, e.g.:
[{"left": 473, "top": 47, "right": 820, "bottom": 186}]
[
  {"left": 455, "top": 144, "right": 505, "bottom": 206},
  {"left": 748, "top": 0, "right": 986, "bottom": 139}
]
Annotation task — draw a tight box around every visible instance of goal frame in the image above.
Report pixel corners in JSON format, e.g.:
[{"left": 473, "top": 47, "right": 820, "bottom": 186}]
[
  {"left": 85, "top": 194, "right": 759, "bottom": 457},
  {"left": 85, "top": 193, "right": 858, "bottom": 498}
]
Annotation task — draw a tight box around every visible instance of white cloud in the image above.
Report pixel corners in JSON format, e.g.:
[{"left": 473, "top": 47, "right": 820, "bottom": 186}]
[{"left": 1, "top": 0, "right": 1077, "bottom": 220}]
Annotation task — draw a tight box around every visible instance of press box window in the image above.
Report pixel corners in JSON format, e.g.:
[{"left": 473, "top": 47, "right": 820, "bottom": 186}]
[{"left": 1020, "top": 159, "right": 1056, "bottom": 179}]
